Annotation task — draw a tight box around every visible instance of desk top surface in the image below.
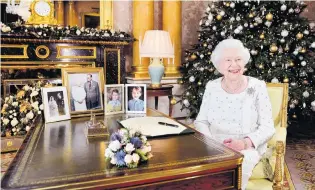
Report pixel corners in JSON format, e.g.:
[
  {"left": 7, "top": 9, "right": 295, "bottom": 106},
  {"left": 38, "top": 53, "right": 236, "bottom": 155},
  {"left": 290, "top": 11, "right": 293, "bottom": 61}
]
[{"left": 1, "top": 109, "right": 242, "bottom": 189}]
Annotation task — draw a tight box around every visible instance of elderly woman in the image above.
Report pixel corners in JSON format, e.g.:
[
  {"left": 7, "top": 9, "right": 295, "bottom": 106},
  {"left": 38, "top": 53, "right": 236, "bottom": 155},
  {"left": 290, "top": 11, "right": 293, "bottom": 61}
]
[{"left": 194, "top": 39, "right": 275, "bottom": 190}]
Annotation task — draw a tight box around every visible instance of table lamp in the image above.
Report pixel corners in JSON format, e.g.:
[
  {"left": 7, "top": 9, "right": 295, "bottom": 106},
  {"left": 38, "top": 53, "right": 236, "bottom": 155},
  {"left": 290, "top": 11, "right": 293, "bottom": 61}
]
[{"left": 139, "top": 30, "right": 174, "bottom": 88}]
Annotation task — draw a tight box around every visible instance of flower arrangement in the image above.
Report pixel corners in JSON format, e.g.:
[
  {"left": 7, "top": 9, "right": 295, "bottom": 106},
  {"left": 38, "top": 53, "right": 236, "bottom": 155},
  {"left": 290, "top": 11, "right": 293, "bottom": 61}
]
[
  {"left": 1, "top": 81, "right": 52, "bottom": 137},
  {"left": 105, "top": 128, "right": 153, "bottom": 168},
  {"left": 0, "top": 22, "right": 133, "bottom": 41}
]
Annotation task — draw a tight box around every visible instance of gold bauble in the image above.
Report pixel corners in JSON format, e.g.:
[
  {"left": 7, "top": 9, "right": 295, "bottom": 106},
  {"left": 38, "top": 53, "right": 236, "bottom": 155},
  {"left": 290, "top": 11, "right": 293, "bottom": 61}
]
[
  {"left": 207, "top": 52, "right": 212, "bottom": 55},
  {"left": 303, "top": 80, "right": 308, "bottom": 85},
  {"left": 258, "top": 64, "right": 264, "bottom": 69},
  {"left": 203, "top": 43, "right": 207, "bottom": 47},
  {"left": 300, "top": 48, "right": 306, "bottom": 53},
  {"left": 170, "top": 98, "right": 177, "bottom": 105},
  {"left": 266, "top": 13, "right": 273, "bottom": 21},
  {"left": 198, "top": 81, "right": 202, "bottom": 86},
  {"left": 191, "top": 54, "right": 197, "bottom": 60},
  {"left": 226, "top": 2, "right": 230, "bottom": 6},
  {"left": 249, "top": 13, "right": 254, "bottom": 18},
  {"left": 270, "top": 44, "right": 278, "bottom": 52},
  {"left": 285, "top": 46, "right": 289, "bottom": 51},
  {"left": 292, "top": 114, "right": 297, "bottom": 119},
  {"left": 259, "top": 33, "right": 265, "bottom": 39},
  {"left": 289, "top": 61, "right": 294, "bottom": 67},
  {"left": 178, "top": 80, "right": 183, "bottom": 84},
  {"left": 283, "top": 77, "right": 289, "bottom": 83},
  {"left": 296, "top": 32, "right": 303, "bottom": 39},
  {"left": 216, "top": 15, "right": 222, "bottom": 20}
]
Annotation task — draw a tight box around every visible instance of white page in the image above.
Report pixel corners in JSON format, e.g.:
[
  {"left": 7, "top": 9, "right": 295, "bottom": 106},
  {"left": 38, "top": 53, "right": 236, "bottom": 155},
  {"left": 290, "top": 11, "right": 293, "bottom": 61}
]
[{"left": 120, "top": 117, "right": 187, "bottom": 137}]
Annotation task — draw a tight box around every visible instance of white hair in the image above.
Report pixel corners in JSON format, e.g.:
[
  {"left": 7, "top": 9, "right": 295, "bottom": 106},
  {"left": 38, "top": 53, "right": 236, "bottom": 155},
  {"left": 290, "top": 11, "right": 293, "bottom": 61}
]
[{"left": 210, "top": 39, "right": 250, "bottom": 69}]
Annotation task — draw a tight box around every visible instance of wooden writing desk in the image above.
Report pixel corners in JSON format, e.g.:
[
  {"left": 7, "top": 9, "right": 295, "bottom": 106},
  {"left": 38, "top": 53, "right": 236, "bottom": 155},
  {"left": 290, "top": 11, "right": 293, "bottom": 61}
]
[{"left": 1, "top": 109, "right": 243, "bottom": 190}]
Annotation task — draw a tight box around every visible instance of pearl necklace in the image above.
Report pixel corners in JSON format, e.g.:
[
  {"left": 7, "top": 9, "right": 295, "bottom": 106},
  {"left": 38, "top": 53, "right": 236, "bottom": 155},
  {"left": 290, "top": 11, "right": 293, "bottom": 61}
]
[{"left": 223, "top": 77, "right": 244, "bottom": 93}]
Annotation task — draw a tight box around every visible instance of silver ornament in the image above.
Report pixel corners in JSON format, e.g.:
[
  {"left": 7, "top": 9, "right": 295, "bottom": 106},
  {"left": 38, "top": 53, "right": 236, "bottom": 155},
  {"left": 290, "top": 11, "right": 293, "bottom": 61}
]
[
  {"left": 265, "top": 21, "right": 272, "bottom": 27},
  {"left": 236, "top": 16, "right": 241, "bottom": 21},
  {"left": 271, "top": 78, "right": 279, "bottom": 83},
  {"left": 234, "top": 29, "right": 240, "bottom": 34},
  {"left": 230, "top": 17, "right": 235, "bottom": 22},
  {"left": 283, "top": 21, "right": 289, "bottom": 25},
  {"left": 281, "top": 4, "right": 287, "bottom": 11},
  {"left": 245, "top": 2, "right": 249, "bottom": 6},
  {"left": 289, "top": 104, "right": 295, "bottom": 109},
  {"left": 293, "top": 51, "right": 298, "bottom": 55},
  {"left": 250, "top": 50, "right": 257, "bottom": 55},
  {"left": 238, "top": 25, "right": 243, "bottom": 30},
  {"left": 312, "top": 107, "right": 315, "bottom": 112},
  {"left": 299, "top": 56, "right": 303, "bottom": 60},
  {"left": 289, "top": 8, "right": 294, "bottom": 13},
  {"left": 200, "top": 54, "right": 204, "bottom": 59},
  {"left": 303, "top": 91, "right": 309, "bottom": 98},
  {"left": 189, "top": 76, "right": 195, "bottom": 82},
  {"left": 221, "top": 31, "right": 225, "bottom": 36},
  {"left": 205, "top": 21, "right": 210, "bottom": 26},
  {"left": 208, "top": 13, "right": 213, "bottom": 22},
  {"left": 220, "top": 11, "right": 225, "bottom": 16},
  {"left": 311, "top": 101, "right": 315, "bottom": 107},
  {"left": 199, "top": 20, "right": 202, "bottom": 26},
  {"left": 291, "top": 82, "right": 297, "bottom": 87},
  {"left": 311, "top": 42, "right": 315, "bottom": 48},
  {"left": 244, "top": 23, "right": 248, "bottom": 27},
  {"left": 250, "top": 24, "right": 254, "bottom": 28},
  {"left": 301, "top": 61, "right": 306, "bottom": 66},
  {"left": 230, "top": 2, "right": 235, "bottom": 8},
  {"left": 183, "top": 99, "right": 190, "bottom": 107},
  {"left": 271, "top": 62, "right": 276, "bottom": 66},
  {"left": 212, "top": 26, "right": 217, "bottom": 30},
  {"left": 206, "top": 7, "right": 211, "bottom": 12},
  {"left": 281, "top": 30, "right": 289, "bottom": 37},
  {"left": 186, "top": 92, "right": 190, "bottom": 96},
  {"left": 303, "top": 30, "right": 309, "bottom": 35},
  {"left": 280, "top": 39, "right": 285, "bottom": 43}
]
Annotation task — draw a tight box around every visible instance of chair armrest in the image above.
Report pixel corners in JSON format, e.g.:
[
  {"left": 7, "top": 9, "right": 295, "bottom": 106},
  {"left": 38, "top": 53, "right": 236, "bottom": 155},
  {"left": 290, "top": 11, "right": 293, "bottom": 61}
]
[{"left": 272, "top": 141, "right": 284, "bottom": 190}]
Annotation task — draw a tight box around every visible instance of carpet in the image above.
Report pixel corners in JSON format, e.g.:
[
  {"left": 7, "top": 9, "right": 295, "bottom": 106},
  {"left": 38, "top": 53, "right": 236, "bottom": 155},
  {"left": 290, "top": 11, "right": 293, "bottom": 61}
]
[{"left": 285, "top": 138, "right": 315, "bottom": 190}]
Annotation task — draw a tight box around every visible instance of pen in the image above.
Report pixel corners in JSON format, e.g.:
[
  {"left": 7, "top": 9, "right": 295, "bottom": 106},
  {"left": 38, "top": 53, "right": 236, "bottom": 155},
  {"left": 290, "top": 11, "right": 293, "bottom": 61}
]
[{"left": 158, "top": 122, "right": 179, "bottom": 128}]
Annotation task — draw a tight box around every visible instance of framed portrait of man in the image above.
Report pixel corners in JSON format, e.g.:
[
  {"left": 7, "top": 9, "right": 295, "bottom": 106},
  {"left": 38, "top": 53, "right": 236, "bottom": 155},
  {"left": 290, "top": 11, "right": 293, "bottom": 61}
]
[
  {"left": 62, "top": 68, "right": 105, "bottom": 116},
  {"left": 125, "top": 84, "right": 146, "bottom": 114},
  {"left": 42, "top": 87, "right": 71, "bottom": 123},
  {"left": 104, "top": 84, "right": 124, "bottom": 115}
]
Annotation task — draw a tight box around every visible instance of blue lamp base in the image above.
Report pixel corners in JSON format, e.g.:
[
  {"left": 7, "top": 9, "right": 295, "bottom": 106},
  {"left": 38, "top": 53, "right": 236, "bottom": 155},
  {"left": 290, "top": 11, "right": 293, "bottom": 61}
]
[{"left": 148, "top": 58, "right": 165, "bottom": 88}]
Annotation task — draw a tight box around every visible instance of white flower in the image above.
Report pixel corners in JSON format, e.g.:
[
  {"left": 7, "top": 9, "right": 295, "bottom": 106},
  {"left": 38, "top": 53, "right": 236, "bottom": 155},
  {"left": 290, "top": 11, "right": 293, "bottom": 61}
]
[
  {"left": 76, "top": 29, "right": 81, "bottom": 35},
  {"left": 26, "top": 111, "right": 34, "bottom": 120},
  {"left": 30, "top": 91, "right": 39, "bottom": 97},
  {"left": 128, "top": 129, "right": 136, "bottom": 137},
  {"left": 39, "top": 24, "right": 43, "bottom": 28},
  {"left": 23, "top": 85, "right": 30, "bottom": 91},
  {"left": 108, "top": 140, "right": 121, "bottom": 152},
  {"left": 26, "top": 126, "right": 31, "bottom": 132},
  {"left": 105, "top": 148, "right": 115, "bottom": 158},
  {"left": 32, "top": 101, "right": 39, "bottom": 110},
  {"left": 119, "top": 128, "right": 128, "bottom": 137},
  {"left": 110, "top": 157, "right": 117, "bottom": 165},
  {"left": 141, "top": 136, "right": 147, "bottom": 143},
  {"left": 103, "top": 32, "right": 110, "bottom": 37},
  {"left": 141, "top": 145, "right": 151, "bottom": 154},
  {"left": 132, "top": 153, "right": 140, "bottom": 163},
  {"left": 3, "top": 118, "right": 9, "bottom": 125},
  {"left": 12, "top": 102, "right": 18, "bottom": 107},
  {"left": 11, "top": 118, "right": 18, "bottom": 127},
  {"left": 9, "top": 115, "right": 13, "bottom": 119},
  {"left": 39, "top": 104, "right": 44, "bottom": 110},
  {"left": 44, "top": 24, "right": 48, "bottom": 27},
  {"left": 125, "top": 143, "right": 135, "bottom": 153},
  {"left": 124, "top": 154, "right": 133, "bottom": 164}
]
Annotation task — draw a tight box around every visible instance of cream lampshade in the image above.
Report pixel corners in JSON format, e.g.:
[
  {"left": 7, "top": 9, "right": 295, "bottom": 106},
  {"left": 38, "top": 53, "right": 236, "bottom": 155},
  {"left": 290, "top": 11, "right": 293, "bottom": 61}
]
[{"left": 139, "top": 30, "right": 174, "bottom": 88}]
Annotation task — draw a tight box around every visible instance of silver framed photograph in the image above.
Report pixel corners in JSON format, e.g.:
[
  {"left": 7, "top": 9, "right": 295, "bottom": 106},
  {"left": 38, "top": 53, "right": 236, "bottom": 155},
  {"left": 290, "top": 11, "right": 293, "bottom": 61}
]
[
  {"left": 104, "top": 84, "right": 124, "bottom": 115},
  {"left": 42, "top": 87, "right": 71, "bottom": 123},
  {"left": 62, "top": 68, "right": 104, "bottom": 116},
  {"left": 125, "top": 84, "right": 146, "bottom": 114}
]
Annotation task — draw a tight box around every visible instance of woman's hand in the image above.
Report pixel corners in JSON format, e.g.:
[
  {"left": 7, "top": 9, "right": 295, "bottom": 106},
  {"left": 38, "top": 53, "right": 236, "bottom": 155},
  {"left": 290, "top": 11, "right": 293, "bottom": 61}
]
[{"left": 223, "top": 138, "right": 245, "bottom": 151}]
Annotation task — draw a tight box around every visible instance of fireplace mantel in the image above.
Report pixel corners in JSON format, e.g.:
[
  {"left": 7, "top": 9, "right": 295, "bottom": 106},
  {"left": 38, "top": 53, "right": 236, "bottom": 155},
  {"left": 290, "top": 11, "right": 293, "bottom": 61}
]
[{"left": 0, "top": 35, "right": 133, "bottom": 85}]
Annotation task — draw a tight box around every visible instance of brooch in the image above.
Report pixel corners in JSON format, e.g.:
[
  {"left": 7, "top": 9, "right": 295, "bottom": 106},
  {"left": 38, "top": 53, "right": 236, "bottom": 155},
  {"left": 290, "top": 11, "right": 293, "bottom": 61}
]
[{"left": 247, "top": 87, "right": 255, "bottom": 96}]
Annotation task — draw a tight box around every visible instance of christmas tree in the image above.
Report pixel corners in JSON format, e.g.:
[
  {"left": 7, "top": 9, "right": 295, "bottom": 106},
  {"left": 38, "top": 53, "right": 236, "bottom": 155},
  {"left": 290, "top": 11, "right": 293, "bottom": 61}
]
[{"left": 180, "top": 1, "right": 315, "bottom": 125}]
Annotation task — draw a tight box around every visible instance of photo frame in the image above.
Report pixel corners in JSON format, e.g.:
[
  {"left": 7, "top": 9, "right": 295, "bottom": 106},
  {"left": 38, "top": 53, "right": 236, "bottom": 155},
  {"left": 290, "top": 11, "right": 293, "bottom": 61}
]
[
  {"left": 42, "top": 87, "right": 71, "bottom": 123},
  {"left": 104, "top": 84, "right": 124, "bottom": 115},
  {"left": 125, "top": 84, "right": 147, "bottom": 114},
  {"left": 62, "top": 68, "right": 105, "bottom": 116}
]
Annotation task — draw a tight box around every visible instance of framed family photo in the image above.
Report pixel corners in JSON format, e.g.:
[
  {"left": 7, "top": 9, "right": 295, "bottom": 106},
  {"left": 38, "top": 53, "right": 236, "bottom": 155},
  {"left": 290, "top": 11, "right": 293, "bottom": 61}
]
[
  {"left": 125, "top": 84, "right": 146, "bottom": 114},
  {"left": 104, "top": 84, "right": 124, "bottom": 115},
  {"left": 42, "top": 87, "right": 71, "bottom": 123},
  {"left": 62, "top": 68, "right": 105, "bottom": 116}
]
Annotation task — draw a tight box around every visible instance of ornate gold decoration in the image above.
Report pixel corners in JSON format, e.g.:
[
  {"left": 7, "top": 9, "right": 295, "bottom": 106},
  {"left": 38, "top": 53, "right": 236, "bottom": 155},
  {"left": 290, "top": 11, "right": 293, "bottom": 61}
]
[
  {"left": 1, "top": 61, "right": 95, "bottom": 70},
  {"left": 0, "top": 44, "right": 29, "bottom": 59},
  {"left": 238, "top": 164, "right": 243, "bottom": 190},
  {"left": 104, "top": 48, "right": 121, "bottom": 84},
  {"left": 27, "top": 0, "right": 57, "bottom": 25},
  {"left": 56, "top": 46, "right": 97, "bottom": 59},
  {"left": 272, "top": 141, "right": 284, "bottom": 190},
  {"left": 1, "top": 38, "right": 130, "bottom": 46},
  {"left": 35, "top": 45, "right": 50, "bottom": 59},
  {"left": 296, "top": 32, "right": 303, "bottom": 39},
  {"left": 266, "top": 13, "right": 273, "bottom": 21}
]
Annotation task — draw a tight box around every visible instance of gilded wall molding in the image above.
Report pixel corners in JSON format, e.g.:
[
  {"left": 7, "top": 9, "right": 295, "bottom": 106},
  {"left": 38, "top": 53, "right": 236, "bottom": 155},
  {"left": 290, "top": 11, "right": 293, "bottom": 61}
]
[{"left": 0, "top": 44, "right": 29, "bottom": 59}]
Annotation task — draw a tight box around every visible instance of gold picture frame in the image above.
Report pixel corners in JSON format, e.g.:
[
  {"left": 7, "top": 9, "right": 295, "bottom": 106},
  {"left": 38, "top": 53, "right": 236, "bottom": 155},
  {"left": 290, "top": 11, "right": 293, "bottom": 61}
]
[{"left": 62, "top": 68, "right": 105, "bottom": 117}]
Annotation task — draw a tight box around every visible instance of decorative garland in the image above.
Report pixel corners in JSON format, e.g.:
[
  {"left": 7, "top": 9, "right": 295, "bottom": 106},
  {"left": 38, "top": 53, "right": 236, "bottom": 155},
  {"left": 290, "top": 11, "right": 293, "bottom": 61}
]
[{"left": 0, "top": 22, "right": 133, "bottom": 41}]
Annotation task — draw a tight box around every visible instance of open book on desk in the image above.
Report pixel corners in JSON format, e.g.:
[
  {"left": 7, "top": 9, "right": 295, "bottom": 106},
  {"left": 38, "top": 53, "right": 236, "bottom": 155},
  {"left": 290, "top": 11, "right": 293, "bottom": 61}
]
[{"left": 118, "top": 117, "right": 195, "bottom": 138}]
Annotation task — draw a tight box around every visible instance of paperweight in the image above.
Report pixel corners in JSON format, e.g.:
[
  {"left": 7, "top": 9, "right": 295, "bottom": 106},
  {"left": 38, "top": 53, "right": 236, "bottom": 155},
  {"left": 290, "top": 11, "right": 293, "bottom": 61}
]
[{"left": 85, "top": 113, "right": 109, "bottom": 138}]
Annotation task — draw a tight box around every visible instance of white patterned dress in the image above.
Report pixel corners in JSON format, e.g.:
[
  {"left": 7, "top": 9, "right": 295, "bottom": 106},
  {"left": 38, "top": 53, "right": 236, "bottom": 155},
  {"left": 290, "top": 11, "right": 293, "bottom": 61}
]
[{"left": 194, "top": 76, "right": 275, "bottom": 190}]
